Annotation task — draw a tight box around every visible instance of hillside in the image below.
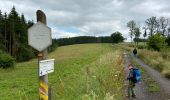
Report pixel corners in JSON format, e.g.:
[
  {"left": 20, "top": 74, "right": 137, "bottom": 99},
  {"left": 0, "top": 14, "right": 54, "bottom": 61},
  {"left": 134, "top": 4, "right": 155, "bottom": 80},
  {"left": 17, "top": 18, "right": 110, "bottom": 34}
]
[{"left": 0, "top": 43, "right": 125, "bottom": 100}]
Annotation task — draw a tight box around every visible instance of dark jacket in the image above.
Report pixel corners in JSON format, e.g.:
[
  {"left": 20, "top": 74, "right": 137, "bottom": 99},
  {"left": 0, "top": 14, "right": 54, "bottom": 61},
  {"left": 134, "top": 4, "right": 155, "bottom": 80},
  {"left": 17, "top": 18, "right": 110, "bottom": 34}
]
[
  {"left": 127, "top": 69, "right": 135, "bottom": 82},
  {"left": 133, "top": 48, "right": 137, "bottom": 55}
]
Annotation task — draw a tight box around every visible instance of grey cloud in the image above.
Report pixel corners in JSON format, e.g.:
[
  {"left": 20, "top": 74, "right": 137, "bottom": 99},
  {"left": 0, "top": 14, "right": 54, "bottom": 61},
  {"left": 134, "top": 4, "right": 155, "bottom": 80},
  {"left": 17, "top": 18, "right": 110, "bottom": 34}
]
[{"left": 1, "top": 0, "right": 170, "bottom": 40}]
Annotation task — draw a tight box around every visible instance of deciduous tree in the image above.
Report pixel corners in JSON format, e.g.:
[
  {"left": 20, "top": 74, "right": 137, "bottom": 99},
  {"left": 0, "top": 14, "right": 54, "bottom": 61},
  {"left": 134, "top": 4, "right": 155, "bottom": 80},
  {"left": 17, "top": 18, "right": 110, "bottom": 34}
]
[{"left": 127, "top": 20, "right": 136, "bottom": 43}]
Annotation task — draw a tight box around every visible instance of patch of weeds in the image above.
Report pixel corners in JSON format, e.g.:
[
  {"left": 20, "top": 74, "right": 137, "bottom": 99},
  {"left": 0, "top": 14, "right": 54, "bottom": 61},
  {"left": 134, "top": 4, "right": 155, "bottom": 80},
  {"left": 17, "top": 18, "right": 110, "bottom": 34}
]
[
  {"left": 147, "top": 78, "right": 160, "bottom": 92},
  {"left": 162, "top": 69, "right": 170, "bottom": 79}
]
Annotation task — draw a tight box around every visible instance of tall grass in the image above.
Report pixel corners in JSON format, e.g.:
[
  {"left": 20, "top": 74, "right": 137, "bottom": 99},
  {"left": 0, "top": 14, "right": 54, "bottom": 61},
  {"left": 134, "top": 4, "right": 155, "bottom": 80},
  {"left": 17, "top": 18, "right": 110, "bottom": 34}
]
[
  {"left": 0, "top": 44, "right": 125, "bottom": 100},
  {"left": 50, "top": 44, "right": 125, "bottom": 100},
  {"left": 82, "top": 51, "right": 125, "bottom": 100},
  {"left": 138, "top": 49, "right": 170, "bottom": 79}
]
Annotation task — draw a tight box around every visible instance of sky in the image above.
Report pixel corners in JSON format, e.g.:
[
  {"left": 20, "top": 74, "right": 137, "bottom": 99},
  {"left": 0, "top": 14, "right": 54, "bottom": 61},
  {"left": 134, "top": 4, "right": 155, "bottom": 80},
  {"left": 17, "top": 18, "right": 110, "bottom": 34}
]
[{"left": 0, "top": 0, "right": 170, "bottom": 41}]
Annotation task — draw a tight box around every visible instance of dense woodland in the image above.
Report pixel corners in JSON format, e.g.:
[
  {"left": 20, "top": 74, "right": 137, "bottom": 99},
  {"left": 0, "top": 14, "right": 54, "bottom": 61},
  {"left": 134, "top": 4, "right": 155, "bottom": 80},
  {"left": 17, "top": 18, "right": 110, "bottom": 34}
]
[
  {"left": 53, "top": 36, "right": 112, "bottom": 46},
  {"left": 0, "top": 7, "right": 35, "bottom": 62},
  {"left": 53, "top": 32, "right": 124, "bottom": 46}
]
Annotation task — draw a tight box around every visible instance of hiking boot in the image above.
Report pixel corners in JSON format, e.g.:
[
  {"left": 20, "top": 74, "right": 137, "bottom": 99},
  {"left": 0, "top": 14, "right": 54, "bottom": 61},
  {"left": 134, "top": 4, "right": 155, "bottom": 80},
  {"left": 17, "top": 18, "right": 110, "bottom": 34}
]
[
  {"left": 126, "top": 95, "right": 132, "bottom": 98},
  {"left": 132, "top": 95, "right": 136, "bottom": 98}
]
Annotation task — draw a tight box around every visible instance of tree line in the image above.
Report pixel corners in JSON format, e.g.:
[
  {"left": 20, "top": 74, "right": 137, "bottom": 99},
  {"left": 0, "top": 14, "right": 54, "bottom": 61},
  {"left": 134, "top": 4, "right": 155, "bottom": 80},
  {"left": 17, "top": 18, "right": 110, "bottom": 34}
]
[
  {"left": 53, "top": 36, "right": 112, "bottom": 46},
  {"left": 0, "top": 7, "right": 35, "bottom": 62},
  {"left": 127, "top": 16, "right": 170, "bottom": 50},
  {"left": 53, "top": 32, "right": 124, "bottom": 46}
]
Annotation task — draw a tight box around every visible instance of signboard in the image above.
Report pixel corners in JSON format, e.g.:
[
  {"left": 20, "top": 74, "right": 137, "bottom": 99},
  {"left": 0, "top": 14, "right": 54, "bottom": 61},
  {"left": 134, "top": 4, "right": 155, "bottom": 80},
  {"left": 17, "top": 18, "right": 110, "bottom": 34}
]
[
  {"left": 39, "top": 59, "right": 55, "bottom": 76},
  {"left": 28, "top": 21, "right": 52, "bottom": 52}
]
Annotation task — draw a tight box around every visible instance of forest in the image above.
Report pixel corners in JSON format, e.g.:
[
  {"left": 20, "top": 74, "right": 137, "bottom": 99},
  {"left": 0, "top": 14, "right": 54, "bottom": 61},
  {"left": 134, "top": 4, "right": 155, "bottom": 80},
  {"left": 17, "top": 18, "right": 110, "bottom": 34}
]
[{"left": 0, "top": 7, "right": 34, "bottom": 66}]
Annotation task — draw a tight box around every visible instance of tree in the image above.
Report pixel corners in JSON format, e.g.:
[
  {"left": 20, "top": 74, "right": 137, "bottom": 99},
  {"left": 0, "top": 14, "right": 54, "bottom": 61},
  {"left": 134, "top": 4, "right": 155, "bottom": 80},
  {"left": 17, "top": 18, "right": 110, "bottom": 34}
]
[
  {"left": 147, "top": 33, "right": 167, "bottom": 51},
  {"left": 110, "top": 31, "right": 124, "bottom": 43},
  {"left": 0, "top": 10, "right": 5, "bottom": 50},
  {"left": 159, "top": 17, "right": 168, "bottom": 36},
  {"left": 0, "top": 10, "right": 3, "bottom": 33},
  {"left": 145, "top": 17, "right": 157, "bottom": 36},
  {"left": 0, "top": 7, "right": 36, "bottom": 62},
  {"left": 8, "top": 6, "right": 20, "bottom": 57},
  {"left": 3, "top": 12, "right": 8, "bottom": 50},
  {"left": 134, "top": 27, "right": 141, "bottom": 47},
  {"left": 27, "top": 20, "right": 34, "bottom": 28},
  {"left": 143, "top": 28, "right": 147, "bottom": 46},
  {"left": 168, "top": 27, "right": 170, "bottom": 36},
  {"left": 165, "top": 36, "right": 170, "bottom": 46},
  {"left": 127, "top": 20, "right": 136, "bottom": 43}
]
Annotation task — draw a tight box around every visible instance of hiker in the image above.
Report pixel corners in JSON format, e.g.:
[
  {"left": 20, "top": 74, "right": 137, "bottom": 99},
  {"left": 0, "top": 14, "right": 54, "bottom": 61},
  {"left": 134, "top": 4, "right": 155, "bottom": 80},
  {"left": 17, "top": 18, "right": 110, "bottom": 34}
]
[
  {"left": 127, "top": 64, "right": 136, "bottom": 98},
  {"left": 133, "top": 48, "right": 137, "bottom": 56}
]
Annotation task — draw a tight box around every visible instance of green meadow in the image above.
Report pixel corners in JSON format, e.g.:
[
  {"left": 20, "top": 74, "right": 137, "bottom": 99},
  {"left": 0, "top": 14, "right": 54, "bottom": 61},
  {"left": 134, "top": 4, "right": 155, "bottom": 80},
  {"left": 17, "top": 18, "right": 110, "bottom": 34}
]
[{"left": 0, "top": 44, "right": 125, "bottom": 100}]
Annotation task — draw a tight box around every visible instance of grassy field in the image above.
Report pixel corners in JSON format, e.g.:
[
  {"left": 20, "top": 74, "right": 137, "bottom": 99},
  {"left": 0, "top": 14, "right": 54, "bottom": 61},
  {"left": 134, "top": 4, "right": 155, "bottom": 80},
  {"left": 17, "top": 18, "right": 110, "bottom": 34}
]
[{"left": 0, "top": 43, "right": 125, "bottom": 100}]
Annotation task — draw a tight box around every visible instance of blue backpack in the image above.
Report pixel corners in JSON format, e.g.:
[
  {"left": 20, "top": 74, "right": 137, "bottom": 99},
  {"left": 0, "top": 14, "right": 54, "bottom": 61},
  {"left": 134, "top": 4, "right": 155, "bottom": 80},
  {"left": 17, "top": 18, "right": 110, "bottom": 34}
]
[{"left": 132, "top": 68, "right": 141, "bottom": 83}]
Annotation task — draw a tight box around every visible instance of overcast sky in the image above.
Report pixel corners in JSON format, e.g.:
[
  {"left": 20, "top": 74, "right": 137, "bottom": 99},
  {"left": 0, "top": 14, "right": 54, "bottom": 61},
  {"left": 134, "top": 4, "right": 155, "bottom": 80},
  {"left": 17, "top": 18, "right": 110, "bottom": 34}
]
[{"left": 1, "top": 0, "right": 170, "bottom": 41}]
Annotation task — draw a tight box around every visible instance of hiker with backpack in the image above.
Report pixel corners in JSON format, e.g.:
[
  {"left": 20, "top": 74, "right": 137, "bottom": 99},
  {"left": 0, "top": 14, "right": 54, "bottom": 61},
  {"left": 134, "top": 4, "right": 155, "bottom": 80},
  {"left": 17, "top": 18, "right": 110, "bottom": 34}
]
[
  {"left": 133, "top": 48, "right": 137, "bottom": 56},
  {"left": 127, "top": 64, "right": 141, "bottom": 98}
]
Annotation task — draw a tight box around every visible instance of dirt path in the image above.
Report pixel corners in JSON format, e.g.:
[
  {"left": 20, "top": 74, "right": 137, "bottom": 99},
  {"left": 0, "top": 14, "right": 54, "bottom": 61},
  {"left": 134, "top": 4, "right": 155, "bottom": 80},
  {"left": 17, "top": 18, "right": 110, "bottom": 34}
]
[
  {"left": 131, "top": 54, "right": 170, "bottom": 99},
  {"left": 123, "top": 52, "right": 170, "bottom": 100}
]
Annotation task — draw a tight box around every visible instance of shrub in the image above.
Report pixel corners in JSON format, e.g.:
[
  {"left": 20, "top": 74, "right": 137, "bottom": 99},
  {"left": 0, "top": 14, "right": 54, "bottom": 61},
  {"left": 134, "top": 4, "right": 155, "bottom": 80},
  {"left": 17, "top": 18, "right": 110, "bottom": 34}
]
[
  {"left": 147, "top": 33, "right": 167, "bottom": 51},
  {"left": 0, "top": 50, "right": 15, "bottom": 68},
  {"left": 16, "top": 45, "right": 35, "bottom": 62},
  {"left": 165, "top": 36, "right": 170, "bottom": 46},
  {"left": 137, "top": 45, "right": 145, "bottom": 49},
  {"left": 110, "top": 32, "right": 124, "bottom": 43},
  {"left": 162, "top": 70, "right": 170, "bottom": 79},
  {"left": 161, "top": 48, "right": 170, "bottom": 60}
]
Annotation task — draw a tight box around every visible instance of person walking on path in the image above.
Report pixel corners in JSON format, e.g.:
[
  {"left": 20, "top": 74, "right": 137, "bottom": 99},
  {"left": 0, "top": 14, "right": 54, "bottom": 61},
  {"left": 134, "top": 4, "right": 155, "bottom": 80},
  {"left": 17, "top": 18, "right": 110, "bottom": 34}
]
[
  {"left": 127, "top": 64, "right": 136, "bottom": 98},
  {"left": 133, "top": 48, "right": 137, "bottom": 56}
]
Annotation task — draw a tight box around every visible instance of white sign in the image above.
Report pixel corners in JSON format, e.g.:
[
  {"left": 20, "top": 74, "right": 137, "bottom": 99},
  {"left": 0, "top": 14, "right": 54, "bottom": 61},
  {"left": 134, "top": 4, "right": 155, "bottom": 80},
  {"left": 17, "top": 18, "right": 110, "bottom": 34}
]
[
  {"left": 39, "top": 59, "right": 55, "bottom": 76},
  {"left": 28, "top": 21, "right": 52, "bottom": 52}
]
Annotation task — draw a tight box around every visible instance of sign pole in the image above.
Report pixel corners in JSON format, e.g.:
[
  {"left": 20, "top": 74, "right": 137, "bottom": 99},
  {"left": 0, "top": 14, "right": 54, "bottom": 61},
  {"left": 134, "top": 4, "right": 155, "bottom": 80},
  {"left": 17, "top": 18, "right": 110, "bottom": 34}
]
[{"left": 37, "top": 10, "right": 49, "bottom": 100}]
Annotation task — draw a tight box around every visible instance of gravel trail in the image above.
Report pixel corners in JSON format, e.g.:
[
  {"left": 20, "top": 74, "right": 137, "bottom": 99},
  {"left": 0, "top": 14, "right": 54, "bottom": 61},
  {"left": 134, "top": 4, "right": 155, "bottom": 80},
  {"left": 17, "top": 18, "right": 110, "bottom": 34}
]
[{"left": 123, "top": 52, "right": 170, "bottom": 100}]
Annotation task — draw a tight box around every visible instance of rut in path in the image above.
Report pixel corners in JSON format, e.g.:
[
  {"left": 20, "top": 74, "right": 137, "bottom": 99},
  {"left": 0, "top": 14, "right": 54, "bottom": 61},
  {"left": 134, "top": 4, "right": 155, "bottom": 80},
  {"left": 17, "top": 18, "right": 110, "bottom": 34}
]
[{"left": 123, "top": 52, "right": 170, "bottom": 100}]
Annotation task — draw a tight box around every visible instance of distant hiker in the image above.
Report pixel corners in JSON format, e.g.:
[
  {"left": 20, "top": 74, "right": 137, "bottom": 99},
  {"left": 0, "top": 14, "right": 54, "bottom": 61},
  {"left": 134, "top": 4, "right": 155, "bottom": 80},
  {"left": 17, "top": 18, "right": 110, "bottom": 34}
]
[
  {"left": 127, "top": 64, "right": 141, "bottom": 98},
  {"left": 133, "top": 48, "right": 137, "bottom": 56}
]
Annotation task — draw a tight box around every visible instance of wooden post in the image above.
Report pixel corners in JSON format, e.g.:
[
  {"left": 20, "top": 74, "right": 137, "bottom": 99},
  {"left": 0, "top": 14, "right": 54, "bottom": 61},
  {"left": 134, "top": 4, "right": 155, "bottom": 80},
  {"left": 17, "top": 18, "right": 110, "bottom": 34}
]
[{"left": 37, "top": 10, "right": 49, "bottom": 100}]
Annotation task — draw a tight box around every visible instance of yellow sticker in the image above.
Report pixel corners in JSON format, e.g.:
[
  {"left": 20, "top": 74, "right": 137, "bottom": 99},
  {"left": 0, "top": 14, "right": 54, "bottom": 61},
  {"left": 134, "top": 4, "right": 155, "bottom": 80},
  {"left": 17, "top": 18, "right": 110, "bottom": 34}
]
[{"left": 39, "top": 80, "right": 48, "bottom": 100}]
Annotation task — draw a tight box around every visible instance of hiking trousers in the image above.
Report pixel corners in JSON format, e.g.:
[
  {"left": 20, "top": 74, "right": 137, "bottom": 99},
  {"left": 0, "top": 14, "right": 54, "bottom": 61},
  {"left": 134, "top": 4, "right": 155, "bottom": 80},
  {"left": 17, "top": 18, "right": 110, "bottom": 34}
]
[{"left": 128, "top": 81, "right": 135, "bottom": 97}]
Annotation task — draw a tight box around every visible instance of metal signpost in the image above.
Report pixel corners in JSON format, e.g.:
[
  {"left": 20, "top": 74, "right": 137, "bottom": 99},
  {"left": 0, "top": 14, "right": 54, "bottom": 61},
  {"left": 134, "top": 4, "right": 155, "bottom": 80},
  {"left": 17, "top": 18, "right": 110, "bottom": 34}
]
[{"left": 28, "top": 10, "right": 54, "bottom": 100}]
